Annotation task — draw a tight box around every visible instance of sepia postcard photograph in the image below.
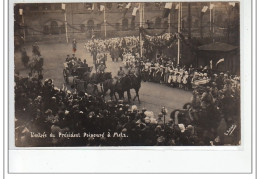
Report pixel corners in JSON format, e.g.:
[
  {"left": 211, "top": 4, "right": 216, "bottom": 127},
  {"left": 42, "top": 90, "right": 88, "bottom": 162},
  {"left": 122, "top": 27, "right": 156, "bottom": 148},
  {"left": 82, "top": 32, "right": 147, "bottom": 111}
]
[{"left": 13, "top": 1, "right": 241, "bottom": 147}]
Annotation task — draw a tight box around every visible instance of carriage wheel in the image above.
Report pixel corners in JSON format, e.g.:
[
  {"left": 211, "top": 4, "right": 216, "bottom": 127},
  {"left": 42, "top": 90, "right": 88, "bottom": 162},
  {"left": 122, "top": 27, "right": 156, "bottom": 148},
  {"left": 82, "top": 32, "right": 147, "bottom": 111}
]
[{"left": 63, "top": 69, "right": 69, "bottom": 84}]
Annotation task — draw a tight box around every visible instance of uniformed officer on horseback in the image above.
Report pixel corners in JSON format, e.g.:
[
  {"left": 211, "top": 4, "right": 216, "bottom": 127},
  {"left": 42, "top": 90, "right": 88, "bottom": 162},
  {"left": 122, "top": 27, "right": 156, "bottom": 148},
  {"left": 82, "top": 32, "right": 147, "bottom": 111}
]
[
  {"left": 117, "top": 66, "right": 125, "bottom": 79},
  {"left": 98, "top": 61, "right": 106, "bottom": 73},
  {"left": 128, "top": 65, "right": 136, "bottom": 77},
  {"left": 32, "top": 42, "right": 41, "bottom": 56}
]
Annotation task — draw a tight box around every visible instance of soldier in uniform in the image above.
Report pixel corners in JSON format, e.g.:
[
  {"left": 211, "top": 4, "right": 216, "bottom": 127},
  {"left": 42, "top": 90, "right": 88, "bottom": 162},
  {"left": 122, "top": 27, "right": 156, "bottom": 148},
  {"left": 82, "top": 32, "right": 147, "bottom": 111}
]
[
  {"left": 65, "top": 55, "right": 71, "bottom": 62},
  {"left": 117, "top": 66, "right": 125, "bottom": 79},
  {"left": 71, "top": 54, "right": 77, "bottom": 61},
  {"left": 32, "top": 42, "right": 41, "bottom": 56},
  {"left": 98, "top": 61, "right": 106, "bottom": 73},
  {"left": 128, "top": 65, "right": 136, "bottom": 77},
  {"left": 72, "top": 39, "right": 77, "bottom": 53},
  {"left": 81, "top": 59, "right": 88, "bottom": 68}
]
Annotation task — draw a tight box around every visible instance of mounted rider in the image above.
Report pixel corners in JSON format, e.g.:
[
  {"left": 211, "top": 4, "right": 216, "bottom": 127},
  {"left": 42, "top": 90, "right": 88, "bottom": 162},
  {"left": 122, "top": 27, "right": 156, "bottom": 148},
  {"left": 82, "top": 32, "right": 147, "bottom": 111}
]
[
  {"left": 32, "top": 42, "right": 41, "bottom": 56},
  {"left": 128, "top": 64, "right": 137, "bottom": 77},
  {"left": 117, "top": 66, "right": 125, "bottom": 79},
  {"left": 97, "top": 61, "right": 106, "bottom": 73}
]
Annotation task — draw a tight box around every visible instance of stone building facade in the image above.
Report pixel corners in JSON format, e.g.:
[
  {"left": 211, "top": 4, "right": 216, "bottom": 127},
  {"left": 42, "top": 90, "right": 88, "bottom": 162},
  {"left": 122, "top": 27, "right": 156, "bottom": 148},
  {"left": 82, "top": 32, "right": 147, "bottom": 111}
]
[{"left": 14, "top": 2, "right": 239, "bottom": 44}]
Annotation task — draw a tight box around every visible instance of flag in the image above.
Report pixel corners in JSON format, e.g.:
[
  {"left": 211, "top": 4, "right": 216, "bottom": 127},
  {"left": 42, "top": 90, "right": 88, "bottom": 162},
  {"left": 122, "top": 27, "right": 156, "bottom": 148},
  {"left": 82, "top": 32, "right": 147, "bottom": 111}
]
[
  {"left": 19, "top": 9, "right": 23, "bottom": 15},
  {"left": 210, "top": 60, "right": 213, "bottom": 69},
  {"left": 201, "top": 6, "right": 208, "bottom": 13},
  {"left": 162, "top": 2, "right": 172, "bottom": 18},
  {"left": 175, "top": 4, "right": 179, "bottom": 9},
  {"left": 100, "top": 5, "right": 105, "bottom": 11},
  {"left": 132, "top": 7, "right": 139, "bottom": 16},
  {"left": 216, "top": 58, "right": 224, "bottom": 66},
  {"left": 210, "top": 4, "right": 214, "bottom": 10},
  {"left": 126, "top": 3, "right": 131, "bottom": 9},
  {"left": 61, "top": 4, "right": 66, "bottom": 10},
  {"left": 123, "top": 3, "right": 131, "bottom": 16},
  {"left": 165, "top": 2, "right": 173, "bottom": 9},
  {"left": 229, "top": 2, "right": 236, "bottom": 7}
]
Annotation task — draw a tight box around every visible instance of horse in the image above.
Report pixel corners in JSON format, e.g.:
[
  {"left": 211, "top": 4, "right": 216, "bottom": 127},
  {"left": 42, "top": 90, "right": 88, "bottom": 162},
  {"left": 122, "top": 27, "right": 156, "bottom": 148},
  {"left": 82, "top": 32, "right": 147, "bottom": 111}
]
[
  {"left": 101, "top": 73, "right": 142, "bottom": 103},
  {"left": 89, "top": 72, "right": 112, "bottom": 84},
  {"left": 28, "top": 56, "right": 44, "bottom": 75},
  {"left": 87, "top": 72, "right": 112, "bottom": 95},
  {"left": 119, "top": 74, "right": 142, "bottom": 103}
]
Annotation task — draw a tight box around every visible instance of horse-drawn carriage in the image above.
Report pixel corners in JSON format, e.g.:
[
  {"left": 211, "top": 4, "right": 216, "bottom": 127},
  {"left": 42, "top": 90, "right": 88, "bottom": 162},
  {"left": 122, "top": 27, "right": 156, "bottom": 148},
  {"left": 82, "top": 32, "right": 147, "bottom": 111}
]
[
  {"left": 63, "top": 62, "right": 93, "bottom": 91},
  {"left": 63, "top": 60, "right": 114, "bottom": 93}
]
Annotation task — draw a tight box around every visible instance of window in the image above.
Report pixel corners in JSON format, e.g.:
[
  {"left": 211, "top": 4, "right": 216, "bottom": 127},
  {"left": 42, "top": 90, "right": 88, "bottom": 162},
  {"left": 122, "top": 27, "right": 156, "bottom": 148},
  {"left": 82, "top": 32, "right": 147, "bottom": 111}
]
[
  {"left": 30, "top": 4, "right": 39, "bottom": 11},
  {"left": 115, "top": 23, "right": 120, "bottom": 31},
  {"left": 54, "top": 3, "right": 61, "bottom": 10},
  {"left": 50, "top": 21, "right": 59, "bottom": 34},
  {"left": 97, "top": 3, "right": 101, "bottom": 10},
  {"left": 155, "top": 17, "right": 162, "bottom": 29},
  {"left": 80, "top": 24, "right": 85, "bottom": 32},
  {"left": 87, "top": 20, "right": 94, "bottom": 31},
  {"left": 217, "top": 14, "right": 223, "bottom": 25},
  {"left": 60, "top": 24, "right": 65, "bottom": 34},
  {"left": 163, "top": 20, "right": 168, "bottom": 29},
  {"left": 43, "top": 25, "right": 49, "bottom": 35},
  {"left": 131, "top": 19, "right": 135, "bottom": 30},
  {"left": 145, "top": 2, "right": 150, "bottom": 7},
  {"left": 193, "top": 19, "right": 199, "bottom": 28},
  {"left": 106, "top": 3, "right": 112, "bottom": 10},
  {"left": 42, "top": 4, "right": 51, "bottom": 10},
  {"left": 96, "top": 24, "right": 101, "bottom": 30},
  {"left": 84, "top": 3, "right": 93, "bottom": 10},
  {"left": 122, "top": 18, "right": 128, "bottom": 31},
  {"left": 148, "top": 21, "right": 154, "bottom": 29}
]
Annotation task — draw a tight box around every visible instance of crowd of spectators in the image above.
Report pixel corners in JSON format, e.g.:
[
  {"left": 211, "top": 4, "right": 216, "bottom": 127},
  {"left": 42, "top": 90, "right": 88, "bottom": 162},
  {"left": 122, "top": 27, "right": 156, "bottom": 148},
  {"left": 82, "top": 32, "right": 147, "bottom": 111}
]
[
  {"left": 15, "top": 66, "right": 240, "bottom": 147},
  {"left": 15, "top": 35, "right": 240, "bottom": 147}
]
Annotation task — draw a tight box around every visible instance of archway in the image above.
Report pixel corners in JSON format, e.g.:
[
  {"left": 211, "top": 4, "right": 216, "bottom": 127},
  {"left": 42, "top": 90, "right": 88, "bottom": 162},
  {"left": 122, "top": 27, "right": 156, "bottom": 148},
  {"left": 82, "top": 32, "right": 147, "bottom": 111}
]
[
  {"left": 155, "top": 17, "right": 162, "bottom": 29},
  {"left": 87, "top": 20, "right": 94, "bottom": 31},
  {"left": 50, "top": 21, "right": 59, "bottom": 34},
  {"left": 122, "top": 18, "right": 128, "bottom": 31}
]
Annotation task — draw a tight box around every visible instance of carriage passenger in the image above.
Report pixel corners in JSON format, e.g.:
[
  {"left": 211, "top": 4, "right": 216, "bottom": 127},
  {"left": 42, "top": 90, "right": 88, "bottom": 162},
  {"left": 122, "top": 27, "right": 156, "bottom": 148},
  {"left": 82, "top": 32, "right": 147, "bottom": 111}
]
[
  {"left": 81, "top": 59, "right": 88, "bottom": 68},
  {"left": 65, "top": 55, "right": 71, "bottom": 62},
  {"left": 71, "top": 54, "right": 77, "bottom": 61}
]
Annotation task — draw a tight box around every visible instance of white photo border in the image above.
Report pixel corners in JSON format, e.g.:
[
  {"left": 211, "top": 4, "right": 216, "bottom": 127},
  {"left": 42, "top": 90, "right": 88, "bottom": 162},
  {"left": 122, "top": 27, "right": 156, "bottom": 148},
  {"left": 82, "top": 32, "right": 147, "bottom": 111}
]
[{"left": 3, "top": 0, "right": 257, "bottom": 176}]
